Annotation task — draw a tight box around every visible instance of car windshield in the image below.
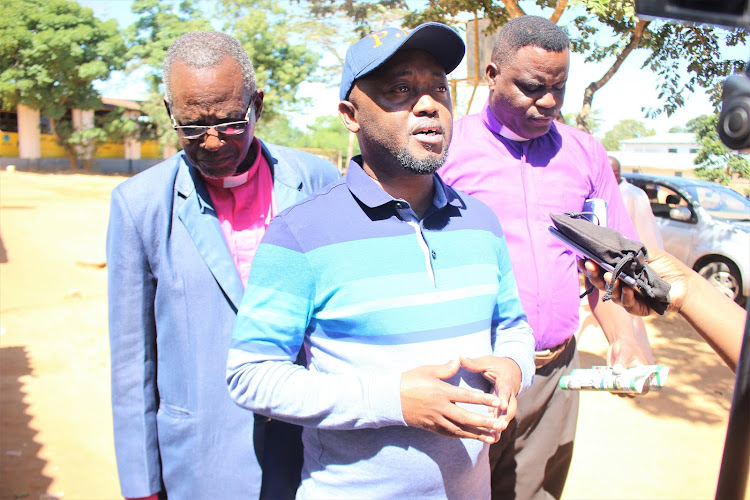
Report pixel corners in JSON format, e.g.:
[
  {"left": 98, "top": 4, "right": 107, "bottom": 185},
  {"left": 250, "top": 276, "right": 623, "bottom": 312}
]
[{"left": 683, "top": 183, "right": 750, "bottom": 221}]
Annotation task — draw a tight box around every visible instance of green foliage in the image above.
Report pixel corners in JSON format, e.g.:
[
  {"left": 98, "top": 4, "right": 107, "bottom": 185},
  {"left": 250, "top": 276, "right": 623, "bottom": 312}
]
[
  {"left": 557, "top": 110, "right": 601, "bottom": 134},
  {"left": 53, "top": 107, "right": 137, "bottom": 161},
  {"left": 601, "top": 119, "right": 655, "bottom": 151},
  {"left": 0, "top": 0, "right": 129, "bottom": 166},
  {"left": 138, "top": 92, "right": 179, "bottom": 151},
  {"left": 255, "top": 114, "right": 303, "bottom": 146},
  {"left": 300, "top": 0, "right": 408, "bottom": 37},
  {"left": 638, "top": 24, "right": 746, "bottom": 118},
  {"left": 257, "top": 114, "right": 358, "bottom": 168},
  {"left": 570, "top": 0, "right": 745, "bottom": 117},
  {"left": 302, "top": 0, "right": 746, "bottom": 129},
  {"left": 689, "top": 113, "right": 750, "bottom": 185},
  {"left": 125, "top": 0, "right": 321, "bottom": 152},
  {"left": 126, "top": 0, "right": 211, "bottom": 92},
  {"left": 584, "top": 109, "right": 602, "bottom": 135},
  {"left": 217, "top": 0, "right": 320, "bottom": 119},
  {"left": 0, "top": 0, "right": 126, "bottom": 118},
  {"left": 296, "top": 115, "right": 359, "bottom": 163},
  {"left": 124, "top": 0, "right": 211, "bottom": 154}
]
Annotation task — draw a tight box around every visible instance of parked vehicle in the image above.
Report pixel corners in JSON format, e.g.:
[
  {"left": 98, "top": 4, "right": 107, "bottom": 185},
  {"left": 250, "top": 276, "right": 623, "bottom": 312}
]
[{"left": 623, "top": 173, "right": 750, "bottom": 305}]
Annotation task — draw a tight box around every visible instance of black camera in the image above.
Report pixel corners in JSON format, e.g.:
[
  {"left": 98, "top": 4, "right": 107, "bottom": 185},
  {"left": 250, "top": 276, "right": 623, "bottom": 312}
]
[
  {"left": 636, "top": 0, "right": 750, "bottom": 150},
  {"left": 716, "top": 68, "right": 750, "bottom": 150},
  {"left": 635, "top": 0, "right": 750, "bottom": 29}
]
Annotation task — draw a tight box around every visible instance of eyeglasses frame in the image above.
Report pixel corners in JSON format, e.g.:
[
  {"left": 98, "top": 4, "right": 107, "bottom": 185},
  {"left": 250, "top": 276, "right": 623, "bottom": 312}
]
[{"left": 165, "top": 93, "right": 257, "bottom": 140}]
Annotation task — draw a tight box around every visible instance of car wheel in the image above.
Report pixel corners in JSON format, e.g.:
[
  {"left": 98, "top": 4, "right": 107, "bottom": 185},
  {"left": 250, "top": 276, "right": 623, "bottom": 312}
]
[{"left": 696, "top": 259, "right": 745, "bottom": 305}]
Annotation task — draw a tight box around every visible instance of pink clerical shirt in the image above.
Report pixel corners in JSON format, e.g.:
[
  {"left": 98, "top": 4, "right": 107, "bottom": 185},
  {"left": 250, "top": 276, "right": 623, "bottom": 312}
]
[{"left": 202, "top": 138, "right": 276, "bottom": 288}]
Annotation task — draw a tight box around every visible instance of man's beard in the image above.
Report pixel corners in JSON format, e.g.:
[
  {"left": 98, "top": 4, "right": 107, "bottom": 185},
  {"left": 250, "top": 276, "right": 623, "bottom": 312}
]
[{"left": 394, "top": 147, "right": 447, "bottom": 175}]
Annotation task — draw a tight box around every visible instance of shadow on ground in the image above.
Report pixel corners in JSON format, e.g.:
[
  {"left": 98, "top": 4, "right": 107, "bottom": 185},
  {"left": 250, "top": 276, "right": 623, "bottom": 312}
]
[
  {"left": 0, "top": 346, "right": 52, "bottom": 499},
  {"left": 578, "top": 311, "right": 736, "bottom": 426}
]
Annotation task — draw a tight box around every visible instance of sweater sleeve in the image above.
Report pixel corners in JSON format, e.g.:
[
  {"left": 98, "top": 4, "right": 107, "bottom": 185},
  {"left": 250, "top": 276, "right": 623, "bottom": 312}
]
[{"left": 490, "top": 232, "right": 536, "bottom": 395}]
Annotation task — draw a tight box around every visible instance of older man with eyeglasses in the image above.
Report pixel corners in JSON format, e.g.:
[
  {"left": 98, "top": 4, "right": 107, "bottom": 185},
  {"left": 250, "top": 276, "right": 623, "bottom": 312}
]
[{"left": 106, "top": 31, "right": 339, "bottom": 500}]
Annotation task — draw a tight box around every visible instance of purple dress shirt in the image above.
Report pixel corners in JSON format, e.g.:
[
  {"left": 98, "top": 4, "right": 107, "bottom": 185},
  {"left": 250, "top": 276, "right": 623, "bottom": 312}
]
[{"left": 440, "top": 102, "right": 637, "bottom": 351}]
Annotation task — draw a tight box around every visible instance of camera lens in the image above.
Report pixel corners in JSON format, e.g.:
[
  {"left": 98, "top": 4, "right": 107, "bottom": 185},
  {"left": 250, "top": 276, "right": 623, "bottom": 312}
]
[{"left": 718, "top": 73, "right": 750, "bottom": 150}]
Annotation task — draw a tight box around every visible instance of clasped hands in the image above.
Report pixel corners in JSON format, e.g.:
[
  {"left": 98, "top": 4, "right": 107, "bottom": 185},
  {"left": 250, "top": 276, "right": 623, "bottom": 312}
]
[{"left": 400, "top": 356, "right": 521, "bottom": 444}]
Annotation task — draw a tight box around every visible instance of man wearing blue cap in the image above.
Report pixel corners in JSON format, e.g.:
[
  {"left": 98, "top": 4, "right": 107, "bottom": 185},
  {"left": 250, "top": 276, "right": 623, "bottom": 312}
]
[{"left": 227, "top": 23, "right": 535, "bottom": 497}]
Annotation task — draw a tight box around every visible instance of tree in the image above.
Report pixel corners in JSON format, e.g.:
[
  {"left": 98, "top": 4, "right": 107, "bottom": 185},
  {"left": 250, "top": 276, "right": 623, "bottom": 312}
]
[
  {"left": 302, "top": 0, "right": 746, "bottom": 133},
  {"left": 257, "top": 114, "right": 359, "bottom": 171},
  {"left": 303, "top": 0, "right": 407, "bottom": 37},
  {"left": 689, "top": 114, "right": 750, "bottom": 185},
  {"left": 124, "top": 0, "right": 322, "bottom": 154},
  {"left": 125, "top": 0, "right": 212, "bottom": 154},
  {"left": 0, "top": 0, "right": 128, "bottom": 169},
  {"left": 53, "top": 106, "right": 139, "bottom": 169},
  {"left": 218, "top": 0, "right": 320, "bottom": 120},
  {"left": 296, "top": 115, "right": 360, "bottom": 166},
  {"left": 601, "top": 119, "right": 655, "bottom": 151}
]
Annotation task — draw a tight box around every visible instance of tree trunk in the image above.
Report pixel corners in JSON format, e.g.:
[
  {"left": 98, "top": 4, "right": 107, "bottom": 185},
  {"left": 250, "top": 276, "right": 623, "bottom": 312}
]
[
  {"left": 500, "top": 0, "right": 526, "bottom": 18},
  {"left": 49, "top": 118, "right": 78, "bottom": 171},
  {"left": 576, "top": 19, "right": 650, "bottom": 133},
  {"left": 550, "top": 0, "right": 568, "bottom": 23}
]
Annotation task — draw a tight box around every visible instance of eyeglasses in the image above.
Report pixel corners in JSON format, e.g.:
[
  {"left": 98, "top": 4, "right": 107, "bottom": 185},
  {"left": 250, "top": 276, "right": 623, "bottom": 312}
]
[{"left": 166, "top": 95, "right": 255, "bottom": 140}]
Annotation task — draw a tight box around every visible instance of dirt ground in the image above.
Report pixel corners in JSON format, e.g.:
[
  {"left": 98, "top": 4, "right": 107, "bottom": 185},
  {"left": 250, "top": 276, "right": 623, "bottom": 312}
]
[{"left": 0, "top": 170, "right": 744, "bottom": 500}]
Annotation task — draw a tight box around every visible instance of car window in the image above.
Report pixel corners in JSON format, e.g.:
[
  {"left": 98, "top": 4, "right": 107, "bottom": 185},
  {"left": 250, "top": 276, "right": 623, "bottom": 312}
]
[
  {"left": 636, "top": 182, "right": 688, "bottom": 219},
  {"left": 686, "top": 184, "right": 750, "bottom": 221},
  {"left": 657, "top": 186, "right": 688, "bottom": 207}
]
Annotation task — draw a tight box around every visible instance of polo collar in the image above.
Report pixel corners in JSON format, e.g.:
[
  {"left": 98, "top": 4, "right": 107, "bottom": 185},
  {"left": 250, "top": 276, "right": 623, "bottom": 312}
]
[{"left": 345, "top": 155, "right": 461, "bottom": 211}]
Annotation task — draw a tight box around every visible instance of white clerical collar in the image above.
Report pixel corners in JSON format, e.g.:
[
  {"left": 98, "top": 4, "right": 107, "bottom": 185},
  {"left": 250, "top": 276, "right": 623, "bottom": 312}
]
[
  {"left": 499, "top": 125, "right": 531, "bottom": 142},
  {"left": 221, "top": 170, "right": 250, "bottom": 188}
]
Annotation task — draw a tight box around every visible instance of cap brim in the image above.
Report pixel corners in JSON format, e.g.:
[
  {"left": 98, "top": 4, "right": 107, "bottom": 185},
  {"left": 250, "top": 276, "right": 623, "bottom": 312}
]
[{"left": 398, "top": 23, "right": 465, "bottom": 75}]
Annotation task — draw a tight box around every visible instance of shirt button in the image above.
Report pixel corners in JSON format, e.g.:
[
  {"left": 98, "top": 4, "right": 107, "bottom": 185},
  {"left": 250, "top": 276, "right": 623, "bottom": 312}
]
[
  {"left": 431, "top": 250, "right": 437, "bottom": 259},
  {"left": 395, "top": 202, "right": 404, "bottom": 209}
]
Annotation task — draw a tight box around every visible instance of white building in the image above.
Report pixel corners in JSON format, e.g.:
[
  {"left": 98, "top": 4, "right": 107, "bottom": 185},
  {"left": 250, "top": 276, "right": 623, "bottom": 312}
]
[{"left": 608, "top": 133, "right": 700, "bottom": 178}]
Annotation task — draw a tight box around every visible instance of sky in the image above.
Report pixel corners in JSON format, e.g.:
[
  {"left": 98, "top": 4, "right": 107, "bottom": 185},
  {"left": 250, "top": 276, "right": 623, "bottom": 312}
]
[{"left": 82, "top": 0, "right": 743, "bottom": 139}]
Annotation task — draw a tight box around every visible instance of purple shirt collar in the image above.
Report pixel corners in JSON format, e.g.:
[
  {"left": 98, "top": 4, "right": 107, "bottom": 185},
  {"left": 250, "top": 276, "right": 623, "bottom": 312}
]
[{"left": 481, "top": 102, "right": 531, "bottom": 142}]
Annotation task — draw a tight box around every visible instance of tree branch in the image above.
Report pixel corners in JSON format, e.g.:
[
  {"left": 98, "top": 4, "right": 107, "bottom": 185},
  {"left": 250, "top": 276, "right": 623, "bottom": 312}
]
[
  {"left": 576, "top": 19, "right": 650, "bottom": 132},
  {"left": 550, "top": 0, "right": 568, "bottom": 24},
  {"left": 499, "top": 0, "right": 526, "bottom": 18}
]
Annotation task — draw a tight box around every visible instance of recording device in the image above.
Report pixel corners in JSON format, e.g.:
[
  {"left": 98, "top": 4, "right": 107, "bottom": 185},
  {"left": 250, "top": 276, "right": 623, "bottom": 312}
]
[
  {"left": 547, "top": 226, "right": 639, "bottom": 287},
  {"left": 635, "top": 0, "right": 750, "bottom": 150},
  {"left": 582, "top": 198, "right": 608, "bottom": 227},
  {"left": 635, "top": 0, "right": 750, "bottom": 29}
]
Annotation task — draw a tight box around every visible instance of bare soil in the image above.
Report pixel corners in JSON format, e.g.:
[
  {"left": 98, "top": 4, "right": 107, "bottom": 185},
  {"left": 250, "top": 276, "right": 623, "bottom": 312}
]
[{"left": 0, "top": 170, "right": 743, "bottom": 500}]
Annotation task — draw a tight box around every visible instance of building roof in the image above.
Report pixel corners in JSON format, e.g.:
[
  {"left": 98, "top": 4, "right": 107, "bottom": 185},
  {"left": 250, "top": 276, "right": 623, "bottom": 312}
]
[
  {"left": 101, "top": 97, "right": 142, "bottom": 112},
  {"left": 620, "top": 133, "right": 698, "bottom": 146},
  {"left": 609, "top": 151, "right": 697, "bottom": 171}
]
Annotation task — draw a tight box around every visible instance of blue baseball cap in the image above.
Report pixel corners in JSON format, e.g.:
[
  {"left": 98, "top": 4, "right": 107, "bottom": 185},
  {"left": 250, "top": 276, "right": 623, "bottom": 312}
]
[{"left": 339, "top": 22, "right": 466, "bottom": 101}]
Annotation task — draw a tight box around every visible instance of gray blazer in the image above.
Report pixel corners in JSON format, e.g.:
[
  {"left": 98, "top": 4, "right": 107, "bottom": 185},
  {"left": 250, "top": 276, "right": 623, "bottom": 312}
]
[{"left": 107, "top": 141, "right": 340, "bottom": 499}]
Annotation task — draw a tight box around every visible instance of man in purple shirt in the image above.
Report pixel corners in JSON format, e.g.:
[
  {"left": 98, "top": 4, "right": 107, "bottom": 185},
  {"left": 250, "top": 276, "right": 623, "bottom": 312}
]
[{"left": 439, "top": 15, "right": 654, "bottom": 499}]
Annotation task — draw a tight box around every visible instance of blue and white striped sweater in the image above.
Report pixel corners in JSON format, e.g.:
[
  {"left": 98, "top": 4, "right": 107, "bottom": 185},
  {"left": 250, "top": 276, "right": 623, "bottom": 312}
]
[{"left": 228, "top": 163, "right": 534, "bottom": 498}]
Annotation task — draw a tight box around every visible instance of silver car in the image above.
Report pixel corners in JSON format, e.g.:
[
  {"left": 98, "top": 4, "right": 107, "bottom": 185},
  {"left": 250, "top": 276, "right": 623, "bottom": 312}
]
[{"left": 623, "top": 173, "right": 750, "bottom": 305}]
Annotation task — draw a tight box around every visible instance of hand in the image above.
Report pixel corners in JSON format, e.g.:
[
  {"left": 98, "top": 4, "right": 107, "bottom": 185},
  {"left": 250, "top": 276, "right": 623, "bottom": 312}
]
[
  {"left": 577, "top": 247, "right": 690, "bottom": 317},
  {"left": 400, "top": 357, "right": 504, "bottom": 444},
  {"left": 460, "top": 356, "right": 522, "bottom": 440},
  {"left": 606, "top": 336, "right": 648, "bottom": 368}
]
